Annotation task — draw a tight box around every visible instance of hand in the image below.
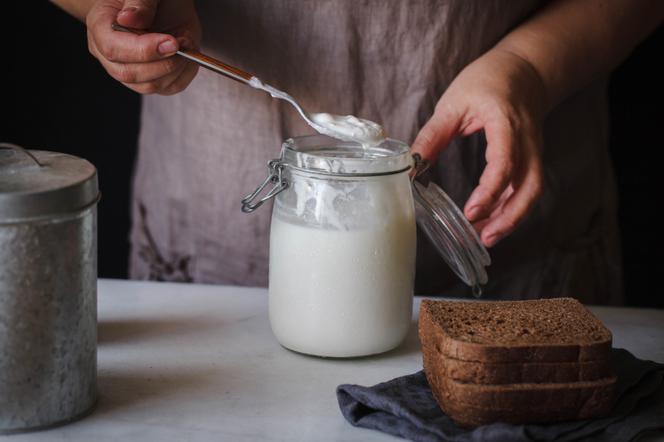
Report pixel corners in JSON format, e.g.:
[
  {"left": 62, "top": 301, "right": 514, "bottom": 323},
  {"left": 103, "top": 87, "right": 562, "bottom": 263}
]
[
  {"left": 411, "top": 48, "right": 546, "bottom": 248},
  {"left": 86, "top": 0, "right": 201, "bottom": 95}
]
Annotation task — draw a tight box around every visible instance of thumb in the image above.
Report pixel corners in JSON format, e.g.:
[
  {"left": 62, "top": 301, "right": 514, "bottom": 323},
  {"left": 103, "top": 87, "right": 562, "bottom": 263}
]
[
  {"left": 410, "top": 105, "right": 461, "bottom": 163},
  {"left": 116, "top": 0, "right": 160, "bottom": 29}
]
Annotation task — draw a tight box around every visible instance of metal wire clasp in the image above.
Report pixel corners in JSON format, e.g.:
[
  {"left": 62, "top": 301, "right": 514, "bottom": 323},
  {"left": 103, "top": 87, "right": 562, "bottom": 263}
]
[
  {"left": 241, "top": 159, "right": 289, "bottom": 213},
  {"left": 410, "top": 153, "right": 430, "bottom": 183}
]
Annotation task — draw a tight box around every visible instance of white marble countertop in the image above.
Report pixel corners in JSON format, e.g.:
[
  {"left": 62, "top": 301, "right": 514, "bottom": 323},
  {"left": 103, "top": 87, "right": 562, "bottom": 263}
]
[{"left": 4, "top": 279, "right": 663, "bottom": 441}]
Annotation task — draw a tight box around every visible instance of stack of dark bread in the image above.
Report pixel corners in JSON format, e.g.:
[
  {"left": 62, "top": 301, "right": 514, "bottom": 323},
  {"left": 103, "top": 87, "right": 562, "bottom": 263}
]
[{"left": 419, "top": 297, "right": 616, "bottom": 427}]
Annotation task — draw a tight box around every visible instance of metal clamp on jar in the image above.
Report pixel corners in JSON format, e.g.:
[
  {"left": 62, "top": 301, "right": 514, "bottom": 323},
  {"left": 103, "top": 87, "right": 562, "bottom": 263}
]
[{"left": 242, "top": 135, "right": 489, "bottom": 357}]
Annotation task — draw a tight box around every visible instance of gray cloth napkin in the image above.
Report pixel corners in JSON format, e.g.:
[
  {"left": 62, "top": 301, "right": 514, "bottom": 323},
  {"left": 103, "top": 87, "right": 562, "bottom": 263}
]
[{"left": 337, "top": 348, "right": 664, "bottom": 442}]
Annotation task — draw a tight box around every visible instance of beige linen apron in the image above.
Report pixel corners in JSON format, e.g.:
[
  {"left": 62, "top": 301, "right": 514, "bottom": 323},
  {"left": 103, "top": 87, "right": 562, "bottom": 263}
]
[{"left": 129, "top": 0, "right": 623, "bottom": 305}]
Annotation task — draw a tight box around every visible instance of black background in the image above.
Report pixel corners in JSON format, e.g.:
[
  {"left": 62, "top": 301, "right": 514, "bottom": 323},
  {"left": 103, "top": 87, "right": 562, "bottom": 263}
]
[{"left": 2, "top": 3, "right": 662, "bottom": 307}]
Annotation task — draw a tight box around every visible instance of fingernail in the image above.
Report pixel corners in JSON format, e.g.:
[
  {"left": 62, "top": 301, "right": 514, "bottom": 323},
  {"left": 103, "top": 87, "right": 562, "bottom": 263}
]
[
  {"left": 158, "top": 40, "right": 178, "bottom": 55},
  {"left": 466, "top": 191, "right": 482, "bottom": 208},
  {"left": 466, "top": 206, "right": 481, "bottom": 221},
  {"left": 484, "top": 234, "right": 501, "bottom": 247},
  {"left": 119, "top": 6, "right": 138, "bottom": 15}
]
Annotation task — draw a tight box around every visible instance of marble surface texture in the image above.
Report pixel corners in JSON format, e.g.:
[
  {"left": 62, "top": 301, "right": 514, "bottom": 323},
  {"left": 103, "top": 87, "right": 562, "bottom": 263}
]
[{"left": 2, "top": 279, "right": 663, "bottom": 441}]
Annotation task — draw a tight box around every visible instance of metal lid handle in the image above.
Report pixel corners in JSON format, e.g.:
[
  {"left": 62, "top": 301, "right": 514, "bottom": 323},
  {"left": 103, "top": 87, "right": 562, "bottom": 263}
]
[{"left": 0, "top": 142, "right": 44, "bottom": 167}]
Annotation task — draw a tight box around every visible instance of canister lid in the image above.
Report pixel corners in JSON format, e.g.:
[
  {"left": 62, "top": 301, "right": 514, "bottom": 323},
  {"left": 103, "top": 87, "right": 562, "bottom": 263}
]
[
  {"left": 412, "top": 166, "right": 491, "bottom": 292},
  {"left": 0, "top": 143, "right": 100, "bottom": 222}
]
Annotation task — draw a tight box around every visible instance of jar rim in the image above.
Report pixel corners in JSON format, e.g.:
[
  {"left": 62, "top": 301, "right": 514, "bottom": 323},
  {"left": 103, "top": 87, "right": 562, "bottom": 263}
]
[{"left": 281, "top": 135, "right": 412, "bottom": 176}]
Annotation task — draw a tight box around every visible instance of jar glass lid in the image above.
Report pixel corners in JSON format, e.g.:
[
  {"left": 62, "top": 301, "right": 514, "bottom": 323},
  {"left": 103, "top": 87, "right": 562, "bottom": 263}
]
[
  {"left": 243, "top": 135, "right": 490, "bottom": 291},
  {"left": 411, "top": 162, "right": 491, "bottom": 292}
]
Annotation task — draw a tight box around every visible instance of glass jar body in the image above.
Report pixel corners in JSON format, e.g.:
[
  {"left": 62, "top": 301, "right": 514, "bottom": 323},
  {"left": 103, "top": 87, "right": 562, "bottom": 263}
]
[{"left": 269, "top": 167, "right": 416, "bottom": 357}]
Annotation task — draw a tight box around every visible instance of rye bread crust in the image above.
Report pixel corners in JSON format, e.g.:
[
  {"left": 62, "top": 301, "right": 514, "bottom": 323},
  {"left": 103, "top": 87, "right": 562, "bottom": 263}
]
[
  {"left": 419, "top": 299, "right": 612, "bottom": 363},
  {"left": 437, "top": 397, "right": 614, "bottom": 428},
  {"left": 434, "top": 372, "right": 616, "bottom": 410},
  {"left": 424, "top": 358, "right": 616, "bottom": 427},
  {"left": 425, "top": 351, "right": 612, "bottom": 384},
  {"left": 419, "top": 298, "right": 616, "bottom": 427}
]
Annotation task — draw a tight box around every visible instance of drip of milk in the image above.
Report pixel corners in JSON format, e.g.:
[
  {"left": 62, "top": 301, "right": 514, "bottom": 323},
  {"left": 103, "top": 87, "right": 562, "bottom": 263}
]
[
  {"left": 248, "top": 77, "right": 386, "bottom": 147},
  {"left": 248, "top": 77, "right": 293, "bottom": 104},
  {"left": 268, "top": 211, "right": 416, "bottom": 357}
]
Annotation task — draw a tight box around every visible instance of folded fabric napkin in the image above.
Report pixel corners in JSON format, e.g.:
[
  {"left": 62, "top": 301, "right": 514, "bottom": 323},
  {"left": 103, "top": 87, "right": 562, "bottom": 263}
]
[{"left": 337, "top": 348, "right": 664, "bottom": 442}]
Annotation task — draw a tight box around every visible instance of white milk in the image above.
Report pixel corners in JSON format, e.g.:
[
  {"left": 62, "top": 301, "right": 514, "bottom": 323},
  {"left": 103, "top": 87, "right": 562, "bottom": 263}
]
[{"left": 268, "top": 213, "right": 416, "bottom": 357}]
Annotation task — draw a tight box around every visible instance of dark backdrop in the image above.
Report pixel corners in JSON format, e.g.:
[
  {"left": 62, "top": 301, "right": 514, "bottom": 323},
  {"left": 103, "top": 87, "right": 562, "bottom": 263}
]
[{"left": 2, "top": 3, "right": 662, "bottom": 307}]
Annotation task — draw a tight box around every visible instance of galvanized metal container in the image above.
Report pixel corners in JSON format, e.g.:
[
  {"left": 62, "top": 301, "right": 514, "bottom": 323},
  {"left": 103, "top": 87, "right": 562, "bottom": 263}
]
[{"left": 0, "top": 143, "right": 99, "bottom": 433}]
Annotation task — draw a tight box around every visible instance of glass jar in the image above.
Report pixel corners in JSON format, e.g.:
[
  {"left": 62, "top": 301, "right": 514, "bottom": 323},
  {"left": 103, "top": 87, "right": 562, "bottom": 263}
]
[{"left": 243, "top": 135, "right": 490, "bottom": 357}]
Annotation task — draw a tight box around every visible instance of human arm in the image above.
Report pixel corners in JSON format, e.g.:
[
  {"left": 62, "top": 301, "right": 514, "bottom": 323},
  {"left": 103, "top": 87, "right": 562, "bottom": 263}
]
[
  {"left": 51, "top": 0, "right": 96, "bottom": 21},
  {"left": 50, "top": 0, "right": 201, "bottom": 95},
  {"left": 411, "top": 0, "right": 664, "bottom": 247}
]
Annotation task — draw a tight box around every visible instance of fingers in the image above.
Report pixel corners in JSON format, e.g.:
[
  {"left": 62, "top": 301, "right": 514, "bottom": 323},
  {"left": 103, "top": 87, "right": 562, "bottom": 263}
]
[
  {"left": 160, "top": 62, "right": 199, "bottom": 96},
  {"left": 92, "top": 42, "right": 187, "bottom": 83},
  {"left": 124, "top": 61, "right": 186, "bottom": 94},
  {"left": 116, "top": 0, "right": 160, "bottom": 29},
  {"left": 87, "top": 1, "right": 179, "bottom": 63},
  {"left": 410, "top": 103, "right": 462, "bottom": 163},
  {"left": 477, "top": 140, "right": 543, "bottom": 247},
  {"left": 463, "top": 118, "right": 516, "bottom": 222},
  {"left": 118, "top": 61, "right": 194, "bottom": 95},
  {"left": 85, "top": 0, "right": 199, "bottom": 95},
  {"left": 88, "top": 31, "right": 197, "bottom": 95}
]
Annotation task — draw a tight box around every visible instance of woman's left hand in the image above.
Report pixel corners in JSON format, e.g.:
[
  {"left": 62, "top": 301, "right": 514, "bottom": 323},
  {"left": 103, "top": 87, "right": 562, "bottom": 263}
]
[{"left": 411, "top": 48, "right": 546, "bottom": 248}]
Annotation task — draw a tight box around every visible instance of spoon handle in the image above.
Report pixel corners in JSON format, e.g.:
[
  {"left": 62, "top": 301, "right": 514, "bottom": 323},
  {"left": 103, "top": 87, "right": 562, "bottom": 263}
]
[{"left": 111, "top": 22, "right": 253, "bottom": 84}]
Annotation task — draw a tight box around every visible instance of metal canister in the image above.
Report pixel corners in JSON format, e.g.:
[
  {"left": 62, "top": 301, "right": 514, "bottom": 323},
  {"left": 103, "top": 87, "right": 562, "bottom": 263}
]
[{"left": 0, "top": 143, "right": 99, "bottom": 433}]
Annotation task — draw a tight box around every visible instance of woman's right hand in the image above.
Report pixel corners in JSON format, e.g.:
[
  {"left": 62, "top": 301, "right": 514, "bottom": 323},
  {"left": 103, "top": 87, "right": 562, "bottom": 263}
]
[{"left": 86, "top": 0, "right": 201, "bottom": 95}]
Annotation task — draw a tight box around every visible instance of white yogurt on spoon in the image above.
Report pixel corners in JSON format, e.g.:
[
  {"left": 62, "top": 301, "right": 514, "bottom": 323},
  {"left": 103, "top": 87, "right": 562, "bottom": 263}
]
[
  {"left": 248, "top": 77, "right": 386, "bottom": 146},
  {"left": 309, "top": 113, "right": 386, "bottom": 146}
]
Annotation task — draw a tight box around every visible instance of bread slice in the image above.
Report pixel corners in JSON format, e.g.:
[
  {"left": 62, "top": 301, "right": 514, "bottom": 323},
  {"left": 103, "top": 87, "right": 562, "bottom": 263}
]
[
  {"left": 419, "top": 298, "right": 616, "bottom": 427},
  {"left": 426, "top": 362, "right": 616, "bottom": 410},
  {"left": 436, "top": 394, "right": 615, "bottom": 428},
  {"left": 431, "top": 353, "right": 612, "bottom": 384},
  {"left": 419, "top": 298, "right": 612, "bottom": 363},
  {"left": 424, "top": 358, "right": 616, "bottom": 427}
]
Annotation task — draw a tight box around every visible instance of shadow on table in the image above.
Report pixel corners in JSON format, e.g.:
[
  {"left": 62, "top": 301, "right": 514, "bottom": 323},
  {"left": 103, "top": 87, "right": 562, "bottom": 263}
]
[
  {"left": 282, "top": 318, "right": 423, "bottom": 362},
  {"left": 369, "top": 318, "right": 422, "bottom": 361},
  {"left": 93, "top": 366, "right": 221, "bottom": 418},
  {"left": 98, "top": 317, "right": 220, "bottom": 345},
  {"left": 94, "top": 316, "right": 228, "bottom": 419}
]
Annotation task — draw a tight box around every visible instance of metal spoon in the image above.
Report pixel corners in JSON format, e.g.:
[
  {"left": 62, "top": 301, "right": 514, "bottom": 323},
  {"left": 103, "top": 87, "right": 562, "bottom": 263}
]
[{"left": 111, "top": 23, "right": 343, "bottom": 139}]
